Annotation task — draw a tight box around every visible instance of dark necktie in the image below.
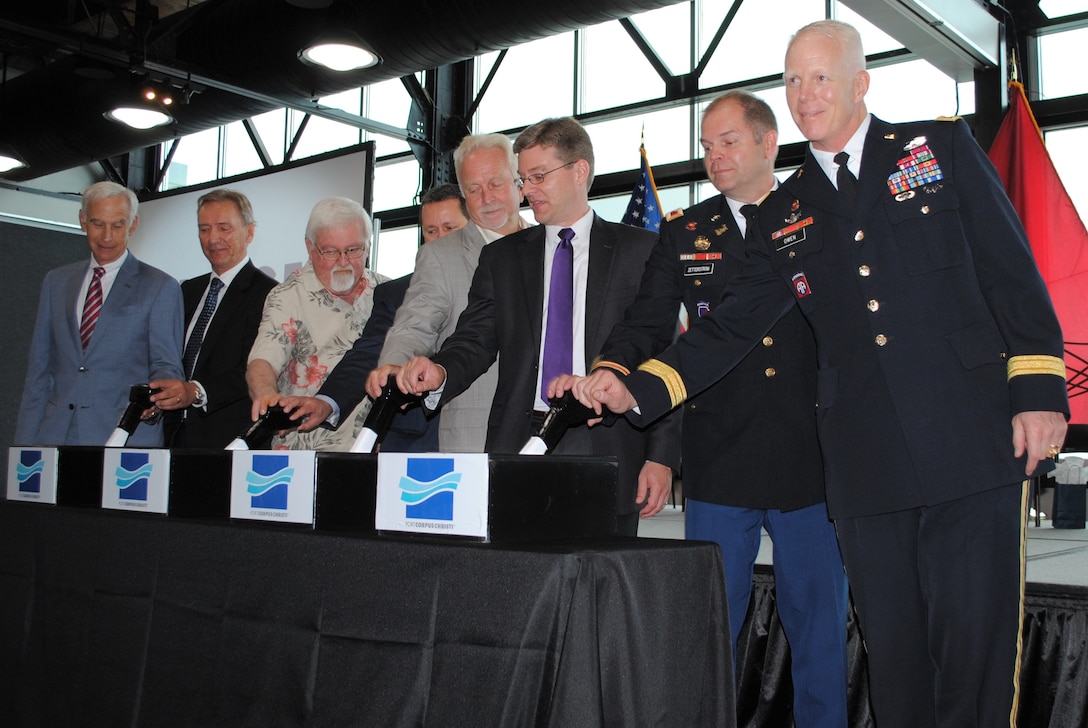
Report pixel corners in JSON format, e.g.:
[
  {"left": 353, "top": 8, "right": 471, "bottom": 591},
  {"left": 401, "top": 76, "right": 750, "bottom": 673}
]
[
  {"left": 834, "top": 151, "right": 858, "bottom": 211},
  {"left": 183, "top": 277, "right": 223, "bottom": 378},
  {"left": 740, "top": 203, "right": 761, "bottom": 253},
  {"left": 79, "top": 266, "right": 105, "bottom": 350},
  {"left": 541, "top": 228, "right": 575, "bottom": 405}
]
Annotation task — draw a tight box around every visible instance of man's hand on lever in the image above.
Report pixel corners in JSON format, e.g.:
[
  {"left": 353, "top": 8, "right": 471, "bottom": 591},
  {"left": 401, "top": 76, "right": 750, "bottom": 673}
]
[
  {"left": 275, "top": 396, "right": 331, "bottom": 433},
  {"left": 548, "top": 369, "right": 638, "bottom": 419},
  {"left": 366, "top": 364, "right": 402, "bottom": 400},
  {"left": 397, "top": 356, "right": 446, "bottom": 397}
]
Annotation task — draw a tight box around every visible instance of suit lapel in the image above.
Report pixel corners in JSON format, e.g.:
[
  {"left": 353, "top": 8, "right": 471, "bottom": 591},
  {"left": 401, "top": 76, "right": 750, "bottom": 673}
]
[
  {"left": 519, "top": 227, "right": 546, "bottom": 353},
  {"left": 84, "top": 254, "right": 139, "bottom": 357},
  {"left": 858, "top": 116, "right": 904, "bottom": 214},
  {"left": 784, "top": 152, "right": 839, "bottom": 220},
  {"left": 460, "top": 222, "right": 487, "bottom": 271},
  {"left": 195, "top": 263, "right": 252, "bottom": 369},
  {"left": 713, "top": 196, "right": 746, "bottom": 264},
  {"left": 183, "top": 273, "right": 211, "bottom": 324},
  {"left": 65, "top": 264, "right": 86, "bottom": 353},
  {"left": 584, "top": 215, "right": 614, "bottom": 357}
]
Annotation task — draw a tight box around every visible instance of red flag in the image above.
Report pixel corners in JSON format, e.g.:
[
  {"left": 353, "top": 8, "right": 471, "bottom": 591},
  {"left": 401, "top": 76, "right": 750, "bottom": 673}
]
[{"left": 988, "top": 81, "right": 1088, "bottom": 423}]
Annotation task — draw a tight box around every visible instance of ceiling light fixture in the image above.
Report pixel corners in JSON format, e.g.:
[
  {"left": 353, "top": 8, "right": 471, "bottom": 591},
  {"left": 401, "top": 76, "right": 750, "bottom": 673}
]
[
  {"left": 298, "top": 32, "right": 380, "bottom": 72},
  {"left": 0, "top": 143, "right": 27, "bottom": 174},
  {"left": 105, "top": 82, "right": 176, "bottom": 129},
  {"left": 105, "top": 106, "right": 175, "bottom": 129}
]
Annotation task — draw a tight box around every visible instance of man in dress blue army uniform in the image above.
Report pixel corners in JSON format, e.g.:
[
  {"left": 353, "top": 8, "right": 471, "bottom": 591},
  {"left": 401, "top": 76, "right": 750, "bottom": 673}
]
[
  {"left": 588, "top": 90, "right": 847, "bottom": 727},
  {"left": 555, "top": 19, "right": 1068, "bottom": 728}
]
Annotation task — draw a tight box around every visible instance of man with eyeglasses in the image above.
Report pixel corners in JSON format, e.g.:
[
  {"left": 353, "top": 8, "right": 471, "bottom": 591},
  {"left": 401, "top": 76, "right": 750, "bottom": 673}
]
[
  {"left": 245, "top": 197, "right": 389, "bottom": 450},
  {"left": 325, "top": 133, "right": 530, "bottom": 453},
  {"left": 277, "top": 184, "right": 469, "bottom": 452},
  {"left": 397, "top": 117, "right": 679, "bottom": 535}
]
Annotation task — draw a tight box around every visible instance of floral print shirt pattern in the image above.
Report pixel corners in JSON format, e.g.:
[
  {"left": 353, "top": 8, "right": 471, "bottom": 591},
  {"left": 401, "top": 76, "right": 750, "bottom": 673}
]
[{"left": 249, "top": 261, "right": 389, "bottom": 450}]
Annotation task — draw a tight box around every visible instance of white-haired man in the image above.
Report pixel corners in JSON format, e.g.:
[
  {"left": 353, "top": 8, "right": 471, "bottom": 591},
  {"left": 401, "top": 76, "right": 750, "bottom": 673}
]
[{"left": 246, "top": 197, "right": 388, "bottom": 450}]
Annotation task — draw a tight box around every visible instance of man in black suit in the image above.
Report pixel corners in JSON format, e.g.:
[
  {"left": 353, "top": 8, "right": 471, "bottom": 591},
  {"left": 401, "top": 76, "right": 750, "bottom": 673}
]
[
  {"left": 398, "top": 117, "right": 679, "bottom": 535},
  {"left": 151, "top": 189, "right": 276, "bottom": 448},
  {"left": 590, "top": 91, "right": 847, "bottom": 727},
  {"left": 284, "top": 184, "right": 469, "bottom": 451},
  {"left": 560, "top": 20, "right": 1068, "bottom": 728}
]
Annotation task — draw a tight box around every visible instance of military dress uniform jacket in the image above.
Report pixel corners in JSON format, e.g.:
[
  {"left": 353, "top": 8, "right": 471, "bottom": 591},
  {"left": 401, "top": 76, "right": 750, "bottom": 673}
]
[
  {"left": 432, "top": 215, "right": 681, "bottom": 517},
  {"left": 597, "top": 195, "right": 824, "bottom": 511},
  {"left": 623, "top": 116, "right": 1068, "bottom": 520}
]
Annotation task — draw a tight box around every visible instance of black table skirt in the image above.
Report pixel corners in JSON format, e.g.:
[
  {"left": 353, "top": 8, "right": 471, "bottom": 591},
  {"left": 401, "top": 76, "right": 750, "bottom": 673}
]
[
  {"left": 737, "top": 569, "right": 1088, "bottom": 728},
  {"left": 0, "top": 502, "right": 734, "bottom": 728}
]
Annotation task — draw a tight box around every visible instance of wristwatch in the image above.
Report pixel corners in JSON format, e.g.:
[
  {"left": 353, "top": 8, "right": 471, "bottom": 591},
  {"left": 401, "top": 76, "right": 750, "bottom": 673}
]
[{"left": 190, "top": 382, "right": 205, "bottom": 407}]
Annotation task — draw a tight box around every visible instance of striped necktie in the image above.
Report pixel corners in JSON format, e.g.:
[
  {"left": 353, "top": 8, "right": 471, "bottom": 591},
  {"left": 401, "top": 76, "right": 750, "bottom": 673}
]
[
  {"left": 183, "top": 277, "right": 224, "bottom": 378},
  {"left": 79, "top": 266, "right": 105, "bottom": 350}
]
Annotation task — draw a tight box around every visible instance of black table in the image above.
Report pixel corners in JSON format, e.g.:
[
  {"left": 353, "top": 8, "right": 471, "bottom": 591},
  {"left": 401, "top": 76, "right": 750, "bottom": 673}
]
[{"left": 0, "top": 502, "right": 734, "bottom": 727}]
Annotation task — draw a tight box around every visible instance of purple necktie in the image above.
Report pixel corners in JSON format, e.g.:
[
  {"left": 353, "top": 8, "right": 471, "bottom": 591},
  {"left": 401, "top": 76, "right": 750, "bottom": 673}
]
[{"left": 541, "top": 227, "right": 575, "bottom": 404}]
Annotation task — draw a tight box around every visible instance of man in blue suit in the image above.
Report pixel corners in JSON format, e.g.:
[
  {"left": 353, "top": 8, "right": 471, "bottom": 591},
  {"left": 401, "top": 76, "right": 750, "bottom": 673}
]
[{"left": 15, "top": 181, "right": 184, "bottom": 447}]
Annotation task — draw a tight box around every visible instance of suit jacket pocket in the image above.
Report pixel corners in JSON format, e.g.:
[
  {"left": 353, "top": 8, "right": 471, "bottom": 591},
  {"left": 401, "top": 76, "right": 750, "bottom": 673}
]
[
  {"left": 883, "top": 186, "right": 967, "bottom": 275},
  {"left": 815, "top": 367, "right": 838, "bottom": 411},
  {"left": 945, "top": 321, "right": 1007, "bottom": 370}
]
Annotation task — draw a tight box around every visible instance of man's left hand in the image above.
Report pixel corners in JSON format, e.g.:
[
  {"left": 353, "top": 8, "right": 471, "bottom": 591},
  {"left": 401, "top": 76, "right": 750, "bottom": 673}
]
[
  {"left": 149, "top": 378, "right": 197, "bottom": 411},
  {"left": 1013, "top": 410, "right": 1068, "bottom": 475}
]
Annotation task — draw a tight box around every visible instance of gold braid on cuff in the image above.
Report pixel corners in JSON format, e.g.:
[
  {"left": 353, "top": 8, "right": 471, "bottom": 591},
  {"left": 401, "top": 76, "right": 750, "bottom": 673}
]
[
  {"left": 637, "top": 359, "right": 687, "bottom": 409},
  {"left": 1007, "top": 355, "right": 1066, "bottom": 381}
]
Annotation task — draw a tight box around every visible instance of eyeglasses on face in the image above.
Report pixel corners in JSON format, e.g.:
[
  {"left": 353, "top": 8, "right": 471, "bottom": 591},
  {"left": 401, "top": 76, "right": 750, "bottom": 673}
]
[
  {"left": 313, "top": 246, "right": 366, "bottom": 261},
  {"left": 516, "top": 160, "right": 576, "bottom": 189}
]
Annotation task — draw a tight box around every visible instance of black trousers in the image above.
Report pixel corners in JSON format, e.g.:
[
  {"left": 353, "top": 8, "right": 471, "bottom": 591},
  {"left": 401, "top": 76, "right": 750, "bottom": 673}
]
[{"left": 835, "top": 482, "right": 1026, "bottom": 728}]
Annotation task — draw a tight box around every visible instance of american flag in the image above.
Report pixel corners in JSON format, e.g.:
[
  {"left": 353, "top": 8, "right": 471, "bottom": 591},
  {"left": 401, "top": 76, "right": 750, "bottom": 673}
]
[{"left": 622, "top": 144, "right": 662, "bottom": 231}]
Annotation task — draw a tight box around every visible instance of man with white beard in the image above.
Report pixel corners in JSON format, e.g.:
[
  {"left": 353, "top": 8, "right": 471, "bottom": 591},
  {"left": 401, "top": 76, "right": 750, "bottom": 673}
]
[{"left": 246, "top": 197, "right": 389, "bottom": 450}]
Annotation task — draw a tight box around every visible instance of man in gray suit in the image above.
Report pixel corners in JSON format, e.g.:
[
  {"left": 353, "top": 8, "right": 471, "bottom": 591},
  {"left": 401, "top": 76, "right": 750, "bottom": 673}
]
[
  {"left": 371, "top": 134, "right": 529, "bottom": 451},
  {"left": 15, "top": 181, "right": 184, "bottom": 447},
  {"left": 285, "top": 133, "right": 528, "bottom": 452}
]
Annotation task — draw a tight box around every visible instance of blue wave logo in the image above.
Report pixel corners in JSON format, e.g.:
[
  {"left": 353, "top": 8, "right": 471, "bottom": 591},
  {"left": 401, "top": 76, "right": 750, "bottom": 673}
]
[
  {"left": 247, "top": 454, "right": 292, "bottom": 510},
  {"left": 116, "top": 451, "right": 150, "bottom": 501},
  {"left": 400, "top": 458, "right": 459, "bottom": 521},
  {"left": 17, "top": 450, "right": 43, "bottom": 493}
]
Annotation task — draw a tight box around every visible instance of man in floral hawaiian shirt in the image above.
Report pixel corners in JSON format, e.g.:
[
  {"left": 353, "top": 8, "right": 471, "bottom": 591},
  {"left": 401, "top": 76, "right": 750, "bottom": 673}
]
[{"left": 246, "top": 197, "right": 388, "bottom": 450}]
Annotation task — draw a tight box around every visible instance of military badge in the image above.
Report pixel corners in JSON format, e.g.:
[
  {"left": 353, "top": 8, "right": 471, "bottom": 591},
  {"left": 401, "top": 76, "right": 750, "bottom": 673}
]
[
  {"left": 696, "top": 301, "right": 711, "bottom": 318},
  {"left": 791, "top": 272, "right": 812, "bottom": 299},
  {"left": 715, "top": 225, "right": 728, "bottom": 236},
  {"left": 772, "top": 217, "right": 813, "bottom": 250},
  {"left": 686, "top": 221, "right": 698, "bottom": 231},
  {"left": 887, "top": 144, "right": 944, "bottom": 195},
  {"left": 665, "top": 208, "right": 684, "bottom": 222},
  {"left": 694, "top": 236, "right": 711, "bottom": 251}
]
